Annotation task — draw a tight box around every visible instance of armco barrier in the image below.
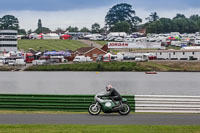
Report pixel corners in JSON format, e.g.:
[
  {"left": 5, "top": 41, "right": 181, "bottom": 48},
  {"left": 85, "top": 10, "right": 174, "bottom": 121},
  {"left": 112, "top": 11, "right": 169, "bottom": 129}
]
[
  {"left": 0, "top": 94, "right": 134, "bottom": 112},
  {"left": 135, "top": 95, "right": 200, "bottom": 113}
]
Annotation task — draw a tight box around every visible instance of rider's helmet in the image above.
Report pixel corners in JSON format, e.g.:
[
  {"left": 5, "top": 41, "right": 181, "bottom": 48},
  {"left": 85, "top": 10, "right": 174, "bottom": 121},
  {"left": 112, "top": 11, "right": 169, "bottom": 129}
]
[{"left": 106, "top": 84, "right": 112, "bottom": 91}]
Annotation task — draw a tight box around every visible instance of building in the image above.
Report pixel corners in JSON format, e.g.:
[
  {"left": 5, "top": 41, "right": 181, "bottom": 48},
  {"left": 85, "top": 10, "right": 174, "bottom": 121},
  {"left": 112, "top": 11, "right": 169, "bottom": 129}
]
[
  {"left": 0, "top": 30, "right": 17, "bottom": 52},
  {"left": 131, "top": 50, "right": 200, "bottom": 60},
  {"left": 72, "top": 47, "right": 107, "bottom": 61}
]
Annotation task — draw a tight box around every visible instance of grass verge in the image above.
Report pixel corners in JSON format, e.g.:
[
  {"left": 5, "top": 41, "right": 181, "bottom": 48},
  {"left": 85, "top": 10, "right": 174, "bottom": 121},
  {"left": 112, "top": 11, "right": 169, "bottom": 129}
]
[
  {"left": 138, "top": 61, "right": 200, "bottom": 72},
  {"left": 25, "top": 62, "right": 143, "bottom": 71},
  {"left": 25, "top": 61, "right": 200, "bottom": 72},
  {"left": 0, "top": 125, "right": 199, "bottom": 133},
  {"left": 0, "top": 66, "right": 17, "bottom": 71}
]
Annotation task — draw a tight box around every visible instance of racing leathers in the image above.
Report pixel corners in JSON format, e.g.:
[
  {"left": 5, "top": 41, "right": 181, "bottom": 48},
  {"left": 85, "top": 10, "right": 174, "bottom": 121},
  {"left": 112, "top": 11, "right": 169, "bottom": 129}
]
[{"left": 104, "top": 88, "right": 122, "bottom": 107}]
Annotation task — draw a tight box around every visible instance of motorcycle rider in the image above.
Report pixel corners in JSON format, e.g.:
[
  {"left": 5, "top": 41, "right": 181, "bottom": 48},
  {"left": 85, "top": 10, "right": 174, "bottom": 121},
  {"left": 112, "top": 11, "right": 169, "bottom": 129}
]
[{"left": 103, "top": 84, "right": 122, "bottom": 108}]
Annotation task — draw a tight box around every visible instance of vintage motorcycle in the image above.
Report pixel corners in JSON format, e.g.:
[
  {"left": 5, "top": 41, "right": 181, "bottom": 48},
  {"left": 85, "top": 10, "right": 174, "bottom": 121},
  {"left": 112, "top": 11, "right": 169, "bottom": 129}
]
[{"left": 88, "top": 91, "right": 131, "bottom": 115}]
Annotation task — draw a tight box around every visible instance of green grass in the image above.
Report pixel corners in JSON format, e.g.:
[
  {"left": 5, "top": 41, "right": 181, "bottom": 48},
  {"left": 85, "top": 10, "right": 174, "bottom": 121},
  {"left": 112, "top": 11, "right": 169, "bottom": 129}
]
[
  {"left": 94, "top": 41, "right": 108, "bottom": 46},
  {"left": 0, "top": 125, "right": 199, "bottom": 133},
  {"left": 25, "top": 62, "right": 140, "bottom": 71},
  {"left": 0, "top": 66, "right": 17, "bottom": 71},
  {"left": 18, "top": 39, "right": 88, "bottom": 52},
  {"left": 25, "top": 61, "right": 200, "bottom": 72},
  {"left": 138, "top": 61, "right": 200, "bottom": 72},
  {"left": 166, "top": 46, "right": 181, "bottom": 50}
]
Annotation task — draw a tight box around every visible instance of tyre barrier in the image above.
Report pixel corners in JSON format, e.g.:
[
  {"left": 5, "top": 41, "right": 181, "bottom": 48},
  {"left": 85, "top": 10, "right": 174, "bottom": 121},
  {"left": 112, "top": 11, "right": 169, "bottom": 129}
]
[
  {"left": 0, "top": 94, "right": 135, "bottom": 112},
  {"left": 135, "top": 95, "right": 200, "bottom": 113}
]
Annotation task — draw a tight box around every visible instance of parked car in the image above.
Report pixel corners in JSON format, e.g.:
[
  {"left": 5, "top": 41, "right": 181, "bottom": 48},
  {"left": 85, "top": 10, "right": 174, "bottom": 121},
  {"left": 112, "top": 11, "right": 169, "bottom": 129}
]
[{"left": 8, "top": 60, "right": 16, "bottom": 66}]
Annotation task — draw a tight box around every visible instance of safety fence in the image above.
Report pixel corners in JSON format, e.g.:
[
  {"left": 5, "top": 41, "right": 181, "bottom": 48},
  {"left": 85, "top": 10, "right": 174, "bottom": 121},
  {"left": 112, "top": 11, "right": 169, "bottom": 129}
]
[
  {"left": 0, "top": 94, "right": 135, "bottom": 112},
  {"left": 1, "top": 94, "right": 199, "bottom": 113},
  {"left": 135, "top": 95, "right": 200, "bottom": 113}
]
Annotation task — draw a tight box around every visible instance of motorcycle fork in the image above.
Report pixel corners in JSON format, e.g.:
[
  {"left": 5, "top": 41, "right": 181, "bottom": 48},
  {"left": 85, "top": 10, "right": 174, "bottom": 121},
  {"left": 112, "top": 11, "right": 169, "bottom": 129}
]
[{"left": 94, "top": 102, "right": 99, "bottom": 108}]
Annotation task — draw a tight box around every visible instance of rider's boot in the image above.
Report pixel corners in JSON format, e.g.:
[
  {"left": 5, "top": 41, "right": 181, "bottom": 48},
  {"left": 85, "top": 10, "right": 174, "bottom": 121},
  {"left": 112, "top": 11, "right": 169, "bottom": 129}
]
[{"left": 112, "top": 100, "right": 122, "bottom": 109}]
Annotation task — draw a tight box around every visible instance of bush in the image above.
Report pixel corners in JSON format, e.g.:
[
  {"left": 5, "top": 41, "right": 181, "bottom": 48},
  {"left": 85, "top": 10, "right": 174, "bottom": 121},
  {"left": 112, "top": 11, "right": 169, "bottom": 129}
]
[{"left": 25, "top": 62, "right": 139, "bottom": 71}]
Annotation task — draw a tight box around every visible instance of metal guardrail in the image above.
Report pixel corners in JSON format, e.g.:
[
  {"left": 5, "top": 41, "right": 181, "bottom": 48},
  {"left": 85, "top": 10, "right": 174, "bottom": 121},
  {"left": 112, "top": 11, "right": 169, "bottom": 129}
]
[
  {"left": 0, "top": 94, "right": 134, "bottom": 112},
  {"left": 135, "top": 95, "right": 200, "bottom": 113}
]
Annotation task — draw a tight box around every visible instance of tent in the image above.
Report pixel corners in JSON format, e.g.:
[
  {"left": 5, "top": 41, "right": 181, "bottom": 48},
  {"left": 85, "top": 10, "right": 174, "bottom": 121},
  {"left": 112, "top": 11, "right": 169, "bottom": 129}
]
[
  {"left": 61, "top": 34, "right": 72, "bottom": 40},
  {"left": 44, "top": 51, "right": 71, "bottom": 57}
]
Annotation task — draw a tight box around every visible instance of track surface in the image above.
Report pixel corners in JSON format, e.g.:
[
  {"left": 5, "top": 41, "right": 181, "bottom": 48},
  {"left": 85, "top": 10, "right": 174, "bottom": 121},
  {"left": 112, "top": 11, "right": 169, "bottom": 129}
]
[{"left": 0, "top": 114, "right": 199, "bottom": 125}]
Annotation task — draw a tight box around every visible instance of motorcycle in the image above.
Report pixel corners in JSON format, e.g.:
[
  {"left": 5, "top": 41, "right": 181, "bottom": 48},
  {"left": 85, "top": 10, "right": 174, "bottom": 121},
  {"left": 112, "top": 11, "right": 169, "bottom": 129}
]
[{"left": 88, "top": 91, "right": 131, "bottom": 115}]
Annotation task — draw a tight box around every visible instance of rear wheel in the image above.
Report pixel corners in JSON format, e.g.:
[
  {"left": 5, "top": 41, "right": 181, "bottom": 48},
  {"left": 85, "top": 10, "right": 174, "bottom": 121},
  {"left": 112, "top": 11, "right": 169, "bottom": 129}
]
[
  {"left": 118, "top": 103, "right": 130, "bottom": 115},
  {"left": 88, "top": 103, "right": 101, "bottom": 115}
]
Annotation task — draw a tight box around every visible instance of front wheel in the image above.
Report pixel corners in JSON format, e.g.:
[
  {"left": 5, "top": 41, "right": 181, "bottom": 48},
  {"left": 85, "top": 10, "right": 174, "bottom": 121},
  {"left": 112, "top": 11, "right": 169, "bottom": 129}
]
[
  {"left": 118, "top": 103, "right": 131, "bottom": 115},
  {"left": 88, "top": 103, "right": 101, "bottom": 115}
]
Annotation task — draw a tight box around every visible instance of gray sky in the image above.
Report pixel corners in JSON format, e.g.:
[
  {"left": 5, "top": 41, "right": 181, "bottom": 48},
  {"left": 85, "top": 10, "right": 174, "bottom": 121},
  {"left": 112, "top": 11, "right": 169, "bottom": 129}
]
[{"left": 0, "top": 0, "right": 199, "bottom": 31}]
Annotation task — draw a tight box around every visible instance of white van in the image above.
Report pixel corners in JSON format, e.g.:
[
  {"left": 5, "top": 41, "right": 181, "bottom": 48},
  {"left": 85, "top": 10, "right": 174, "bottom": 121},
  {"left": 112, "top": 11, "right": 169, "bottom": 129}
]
[
  {"left": 135, "top": 55, "right": 149, "bottom": 62},
  {"left": 32, "top": 60, "right": 47, "bottom": 66},
  {"left": 0, "top": 57, "right": 6, "bottom": 64},
  {"left": 73, "top": 56, "right": 93, "bottom": 62},
  {"left": 16, "top": 59, "right": 26, "bottom": 66},
  {"left": 111, "top": 53, "right": 123, "bottom": 62}
]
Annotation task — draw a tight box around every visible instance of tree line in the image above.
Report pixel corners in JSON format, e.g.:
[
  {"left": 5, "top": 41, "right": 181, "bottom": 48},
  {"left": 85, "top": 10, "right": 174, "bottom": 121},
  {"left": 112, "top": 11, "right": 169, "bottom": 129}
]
[
  {"left": 0, "top": 3, "right": 200, "bottom": 34},
  {"left": 145, "top": 13, "right": 200, "bottom": 34}
]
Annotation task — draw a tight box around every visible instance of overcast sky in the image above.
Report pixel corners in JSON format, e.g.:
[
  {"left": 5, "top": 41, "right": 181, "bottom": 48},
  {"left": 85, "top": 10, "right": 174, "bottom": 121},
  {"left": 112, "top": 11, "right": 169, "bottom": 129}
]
[{"left": 0, "top": 0, "right": 200, "bottom": 31}]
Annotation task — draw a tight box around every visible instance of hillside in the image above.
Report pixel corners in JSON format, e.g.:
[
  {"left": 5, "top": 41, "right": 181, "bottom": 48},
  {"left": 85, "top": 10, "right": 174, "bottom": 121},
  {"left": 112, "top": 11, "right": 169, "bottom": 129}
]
[{"left": 18, "top": 39, "right": 88, "bottom": 51}]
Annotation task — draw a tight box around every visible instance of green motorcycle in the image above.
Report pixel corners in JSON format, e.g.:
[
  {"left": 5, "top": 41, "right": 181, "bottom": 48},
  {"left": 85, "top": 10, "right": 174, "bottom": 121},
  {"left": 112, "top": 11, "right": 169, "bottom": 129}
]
[{"left": 88, "top": 91, "right": 131, "bottom": 115}]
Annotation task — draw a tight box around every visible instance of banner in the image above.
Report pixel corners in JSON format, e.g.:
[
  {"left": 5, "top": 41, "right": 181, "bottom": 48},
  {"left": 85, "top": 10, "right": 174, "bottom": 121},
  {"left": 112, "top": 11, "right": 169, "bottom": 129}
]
[{"left": 108, "top": 42, "right": 162, "bottom": 49}]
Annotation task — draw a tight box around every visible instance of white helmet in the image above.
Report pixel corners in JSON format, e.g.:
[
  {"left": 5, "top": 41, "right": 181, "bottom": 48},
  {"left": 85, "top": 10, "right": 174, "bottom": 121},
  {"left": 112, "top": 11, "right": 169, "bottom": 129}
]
[{"left": 106, "top": 84, "right": 112, "bottom": 91}]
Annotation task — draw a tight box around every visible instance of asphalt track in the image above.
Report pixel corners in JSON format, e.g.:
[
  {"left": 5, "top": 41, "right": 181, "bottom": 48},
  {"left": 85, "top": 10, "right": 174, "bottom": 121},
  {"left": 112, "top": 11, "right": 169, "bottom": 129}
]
[{"left": 0, "top": 114, "right": 199, "bottom": 125}]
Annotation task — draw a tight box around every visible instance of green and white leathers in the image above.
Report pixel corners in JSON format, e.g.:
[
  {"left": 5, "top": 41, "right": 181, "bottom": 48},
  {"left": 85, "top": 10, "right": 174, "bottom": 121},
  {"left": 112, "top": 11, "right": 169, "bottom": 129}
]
[{"left": 88, "top": 91, "right": 130, "bottom": 115}]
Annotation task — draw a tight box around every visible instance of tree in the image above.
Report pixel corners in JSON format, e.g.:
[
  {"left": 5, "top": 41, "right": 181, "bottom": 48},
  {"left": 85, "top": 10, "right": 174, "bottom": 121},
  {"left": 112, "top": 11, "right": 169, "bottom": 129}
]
[
  {"left": 190, "top": 15, "right": 200, "bottom": 21},
  {"left": 105, "top": 3, "right": 141, "bottom": 31},
  {"left": 146, "top": 20, "right": 163, "bottom": 33},
  {"left": 55, "top": 27, "right": 65, "bottom": 34},
  {"left": 109, "top": 21, "right": 131, "bottom": 33},
  {"left": 80, "top": 27, "right": 90, "bottom": 32},
  {"left": 27, "top": 29, "right": 32, "bottom": 34},
  {"left": 146, "top": 12, "right": 159, "bottom": 22},
  {"left": 158, "top": 18, "right": 173, "bottom": 33},
  {"left": 34, "top": 19, "right": 51, "bottom": 34},
  {"left": 0, "top": 15, "right": 19, "bottom": 30},
  {"left": 18, "top": 29, "right": 26, "bottom": 35},
  {"left": 173, "top": 14, "right": 186, "bottom": 19},
  {"left": 66, "top": 26, "right": 79, "bottom": 32},
  {"left": 131, "top": 16, "right": 142, "bottom": 31},
  {"left": 144, "top": 13, "right": 200, "bottom": 33},
  {"left": 34, "top": 27, "right": 51, "bottom": 34},
  {"left": 91, "top": 23, "right": 100, "bottom": 33},
  {"left": 100, "top": 26, "right": 108, "bottom": 34},
  {"left": 38, "top": 19, "right": 42, "bottom": 29}
]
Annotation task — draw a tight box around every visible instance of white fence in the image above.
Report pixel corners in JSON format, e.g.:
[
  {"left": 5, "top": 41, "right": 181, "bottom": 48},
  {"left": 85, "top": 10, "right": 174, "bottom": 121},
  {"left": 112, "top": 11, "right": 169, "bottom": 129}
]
[{"left": 135, "top": 95, "right": 200, "bottom": 113}]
